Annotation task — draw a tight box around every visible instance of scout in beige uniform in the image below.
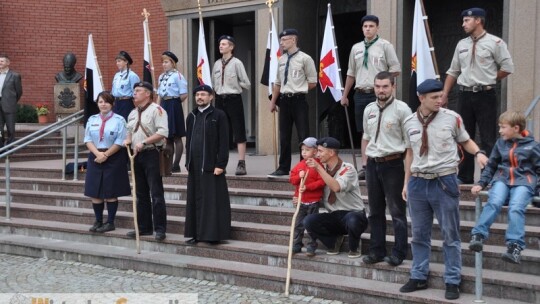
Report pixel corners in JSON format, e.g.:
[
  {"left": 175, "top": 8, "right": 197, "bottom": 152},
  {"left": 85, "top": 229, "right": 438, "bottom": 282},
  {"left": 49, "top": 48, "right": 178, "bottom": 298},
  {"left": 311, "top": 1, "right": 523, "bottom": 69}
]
[
  {"left": 400, "top": 79, "right": 487, "bottom": 300},
  {"left": 268, "top": 28, "right": 317, "bottom": 177},
  {"left": 361, "top": 71, "right": 411, "bottom": 266},
  {"left": 340, "top": 15, "right": 401, "bottom": 179},
  {"left": 212, "top": 35, "right": 251, "bottom": 175},
  {"left": 123, "top": 81, "right": 169, "bottom": 241},
  {"left": 442, "top": 7, "right": 514, "bottom": 184}
]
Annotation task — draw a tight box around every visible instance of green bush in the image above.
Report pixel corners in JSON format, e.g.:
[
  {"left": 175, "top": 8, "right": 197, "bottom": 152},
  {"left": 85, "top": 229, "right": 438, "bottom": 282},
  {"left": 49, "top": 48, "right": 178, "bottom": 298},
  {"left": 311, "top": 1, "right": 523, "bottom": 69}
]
[{"left": 17, "top": 104, "right": 38, "bottom": 123}]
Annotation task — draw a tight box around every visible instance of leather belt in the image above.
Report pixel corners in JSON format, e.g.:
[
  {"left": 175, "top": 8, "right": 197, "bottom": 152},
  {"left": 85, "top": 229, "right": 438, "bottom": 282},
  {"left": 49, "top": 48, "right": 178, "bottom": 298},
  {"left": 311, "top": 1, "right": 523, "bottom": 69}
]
[
  {"left": 97, "top": 148, "right": 108, "bottom": 152},
  {"left": 370, "top": 153, "right": 403, "bottom": 163},
  {"left": 356, "top": 87, "right": 374, "bottom": 94},
  {"left": 411, "top": 168, "right": 457, "bottom": 180},
  {"left": 140, "top": 146, "right": 160, "bottom": 152},
  {"left": 217, "top": 94, "right": 241, "bottom": 99},
  {"left": 281, "top": 92, "right": 306, "bottom": 98},
  {"left": 162, "top": 96, "right": 180, "bottom": 100},
  {"left": 115, "top": 96, "right": 132, "bottom": 100},
  {"left": 459, "top": 85, "right": 493, "bottom": 93}
]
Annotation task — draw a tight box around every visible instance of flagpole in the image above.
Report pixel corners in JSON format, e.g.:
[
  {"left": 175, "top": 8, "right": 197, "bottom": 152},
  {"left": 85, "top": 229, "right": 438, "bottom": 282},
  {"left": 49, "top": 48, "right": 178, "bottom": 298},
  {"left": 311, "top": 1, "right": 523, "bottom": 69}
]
[
  {"left": 419, "top": 0, "right": 440, "bottom": 78},
  {"left": 142, "top": 9, "right": 157, "bottom": 87},
  {"left": 89, "top": 34, "right": 105, "bottom": 92},
  {"left": 266, "top": 0, "right": 278, "bottom": 170}
]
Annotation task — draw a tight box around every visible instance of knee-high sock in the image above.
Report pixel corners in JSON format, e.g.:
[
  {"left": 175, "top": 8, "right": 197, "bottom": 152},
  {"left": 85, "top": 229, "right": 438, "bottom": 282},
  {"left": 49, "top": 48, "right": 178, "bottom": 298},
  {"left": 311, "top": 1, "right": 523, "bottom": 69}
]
[
  {"left": 106, "top": 201, "right": 118, "bottom": 224},
  {"left": 93, "top": 202, "right": 105, "bottom": 222}
]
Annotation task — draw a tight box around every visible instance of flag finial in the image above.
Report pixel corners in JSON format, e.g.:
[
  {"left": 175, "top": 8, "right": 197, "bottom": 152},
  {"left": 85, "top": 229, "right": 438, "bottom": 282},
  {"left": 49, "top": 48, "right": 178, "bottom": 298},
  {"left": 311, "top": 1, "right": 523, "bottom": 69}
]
[
  {"left": 265, "top": 0, "right": 276, "bottom": 9},
  {"left": 141, "top": 8, "right": 150, "bottom": 20}
]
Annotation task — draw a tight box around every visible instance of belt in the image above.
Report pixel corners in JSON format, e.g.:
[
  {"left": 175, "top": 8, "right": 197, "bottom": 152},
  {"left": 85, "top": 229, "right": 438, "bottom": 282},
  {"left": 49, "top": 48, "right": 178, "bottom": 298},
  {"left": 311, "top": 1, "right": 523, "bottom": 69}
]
[
  {"left": 370, "top": 153, "right": 403, "bottom": 163},
  {"left": 459, "top": 85, "right": 493, "bottom": 93},
  {"left": 280, "top": 92, "right": 306, "bottom": 98},
  {"left": 217, "top": 93, "right": 241, "bottom": 99},
  {"left": 140, "top": 146, "right": 160, "bottom": 152},
  {"left": 115, "top": 96, "right": 132, "bottom": 100},
  {"left": 411, "top": 168, "right": 457, "bottom": 180},
  {"left": 97, "top": 148, "right": 108, "bottom": 152},
  {"left": 356, "top": 87, "right": 374, "bottom": 94},
  {"left": 162, "top": 96, "right": 180, "bottom": 100}
]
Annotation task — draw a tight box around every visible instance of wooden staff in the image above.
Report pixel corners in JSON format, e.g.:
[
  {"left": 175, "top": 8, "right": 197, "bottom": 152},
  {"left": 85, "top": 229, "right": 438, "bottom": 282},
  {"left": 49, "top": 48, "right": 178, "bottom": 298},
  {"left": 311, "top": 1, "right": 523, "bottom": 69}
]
[
  {"left": 142, "top": 8, "right": 157, "bottom": 87},
  {"left": 420, "top": 0, "right": 440, "bottom": 78},
  {"left": 285, "top": 171, "right": 309, "bottom": 296},
  {"left": 126, "top": 145, "right": 141, "bottom": 254},
  {"left": 273, "top": 112, "right": 278, "bottom": 169}
]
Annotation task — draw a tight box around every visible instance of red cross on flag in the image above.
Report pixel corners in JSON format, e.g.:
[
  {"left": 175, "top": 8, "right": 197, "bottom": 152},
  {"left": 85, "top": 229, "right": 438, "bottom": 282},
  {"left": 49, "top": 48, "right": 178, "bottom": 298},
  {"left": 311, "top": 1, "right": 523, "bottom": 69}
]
[{"left": 319, "top": 4, "right": 342, "bottom": 102}]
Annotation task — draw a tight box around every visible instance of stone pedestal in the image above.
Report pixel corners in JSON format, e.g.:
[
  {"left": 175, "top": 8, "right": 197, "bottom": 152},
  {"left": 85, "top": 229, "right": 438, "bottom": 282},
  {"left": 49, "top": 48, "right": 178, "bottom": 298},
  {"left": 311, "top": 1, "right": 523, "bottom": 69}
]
[{"left": 54, "top": 83, "right": 80, "bottom": 115}]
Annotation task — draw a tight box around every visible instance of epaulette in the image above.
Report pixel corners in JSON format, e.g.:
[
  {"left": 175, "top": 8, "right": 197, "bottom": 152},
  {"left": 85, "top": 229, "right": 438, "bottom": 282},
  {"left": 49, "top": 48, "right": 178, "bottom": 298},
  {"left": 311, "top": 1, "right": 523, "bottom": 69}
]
[
  {"left": 339, "top": 165, "right": 351, "bottom": 176},
  {"left": 403, "top": 112, "right": 416, "bottom": 123}
]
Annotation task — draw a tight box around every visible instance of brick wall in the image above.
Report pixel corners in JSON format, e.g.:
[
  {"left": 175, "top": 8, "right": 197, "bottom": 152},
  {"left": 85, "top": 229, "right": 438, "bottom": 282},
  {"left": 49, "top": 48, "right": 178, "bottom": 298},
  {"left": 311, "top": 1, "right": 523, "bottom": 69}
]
[{"left": 0, "top": 0, "right": 167, "bottom": 119}]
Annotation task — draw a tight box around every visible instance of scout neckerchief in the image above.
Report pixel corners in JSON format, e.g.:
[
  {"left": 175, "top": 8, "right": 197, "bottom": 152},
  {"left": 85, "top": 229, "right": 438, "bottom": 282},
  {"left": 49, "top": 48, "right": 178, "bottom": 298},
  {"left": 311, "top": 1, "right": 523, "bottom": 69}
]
[
  {"left": 416, "top": 109, "right": 438, "bottom": 157},
  {"left": 159, "top": 70, "right": 175, "bottom": 97},
  {"left": 326, "top": 158, "right": 343, "bottom": 205},
  {"left": 220, "top": 56, "right": 233, "bottom": 86},
  {"left": 363, "top": 35, "right": 379, "bottom": 68},
  {"left": 470, "top": 31, "right": 487, "bottom": 67},
  {"left": 99, "top": 111, "right": 114, "bottom": 142},
  {"left": 283, "top": 49, "right": 300, "bottom": 85},
  {"left": 133, "top": 102, "right": 151, "bottom": 133},
  {"left": 374, "top": 97, "right": 395, "bottom": 143}
]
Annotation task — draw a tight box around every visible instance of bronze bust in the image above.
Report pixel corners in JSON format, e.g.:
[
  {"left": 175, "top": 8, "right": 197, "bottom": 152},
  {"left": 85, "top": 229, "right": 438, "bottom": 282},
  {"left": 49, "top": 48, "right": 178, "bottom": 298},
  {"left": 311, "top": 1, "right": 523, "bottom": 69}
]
[{"left": 55, "top": 52, "right": 83, "bottom": 83}]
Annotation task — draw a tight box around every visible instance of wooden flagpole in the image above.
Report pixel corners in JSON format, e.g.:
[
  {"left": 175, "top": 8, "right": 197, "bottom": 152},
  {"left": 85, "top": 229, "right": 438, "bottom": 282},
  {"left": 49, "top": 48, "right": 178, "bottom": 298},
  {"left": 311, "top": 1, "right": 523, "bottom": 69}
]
[
  {"left": 419, "top": 0, "right": 440, "bottom": 78},
  {"left": 142, "top": 9, "right": 157, "bottom": 87}
]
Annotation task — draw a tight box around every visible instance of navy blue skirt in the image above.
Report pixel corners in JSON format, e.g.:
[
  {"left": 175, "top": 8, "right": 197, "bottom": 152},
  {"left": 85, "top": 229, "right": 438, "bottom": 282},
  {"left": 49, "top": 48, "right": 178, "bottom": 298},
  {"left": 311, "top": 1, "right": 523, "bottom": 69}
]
[
  {"left": 84, "top": 149, "right": 131, "bottom": 199},
  {"left": 112, "top": 98, "right": 134, "bottom": 122},
  {"left": 161, "top": 97, "right": 186, "bottom": 138}
]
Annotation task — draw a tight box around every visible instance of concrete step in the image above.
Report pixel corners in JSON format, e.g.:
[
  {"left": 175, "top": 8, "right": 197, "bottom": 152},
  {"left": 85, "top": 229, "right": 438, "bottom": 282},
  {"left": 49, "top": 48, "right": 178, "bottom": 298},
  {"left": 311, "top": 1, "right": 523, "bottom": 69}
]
[{"left": 0, "top": 220, "right": 534, "bottom": 303}]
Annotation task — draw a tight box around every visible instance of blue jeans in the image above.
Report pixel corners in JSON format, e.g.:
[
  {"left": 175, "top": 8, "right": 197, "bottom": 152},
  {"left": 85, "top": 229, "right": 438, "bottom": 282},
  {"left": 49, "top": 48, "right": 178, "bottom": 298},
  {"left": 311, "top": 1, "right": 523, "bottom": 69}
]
[
  {"left": 366, "top": 157, "right": 408, "bottom": 259},
  {"left": 471, "top": 181, "right": 533, "bottom": 248},
  {"left": 408, "top": 174, "right": 461, "bottom": 285}
]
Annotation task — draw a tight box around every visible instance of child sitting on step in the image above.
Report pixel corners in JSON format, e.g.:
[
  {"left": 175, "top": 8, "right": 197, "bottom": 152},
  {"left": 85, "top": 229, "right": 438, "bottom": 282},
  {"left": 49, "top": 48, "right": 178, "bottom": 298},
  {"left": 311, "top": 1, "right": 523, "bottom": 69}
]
[
  {"left": 290, "top": 137, "right": 326, "bottom": 257},
  {"left": 469, "top": 111, "right": 540, "bottom": 264}
]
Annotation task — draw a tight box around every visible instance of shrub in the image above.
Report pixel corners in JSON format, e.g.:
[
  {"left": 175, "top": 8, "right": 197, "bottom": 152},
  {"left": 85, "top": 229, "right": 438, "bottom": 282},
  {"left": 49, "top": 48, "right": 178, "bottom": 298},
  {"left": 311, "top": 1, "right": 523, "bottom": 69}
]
[{"left": 17, "top": 104, "right": 38, "bottom": 123}]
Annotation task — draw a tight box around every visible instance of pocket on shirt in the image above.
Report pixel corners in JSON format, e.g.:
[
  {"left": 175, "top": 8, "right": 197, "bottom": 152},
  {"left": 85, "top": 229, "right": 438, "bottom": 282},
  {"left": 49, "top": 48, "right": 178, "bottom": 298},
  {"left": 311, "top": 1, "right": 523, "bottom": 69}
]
[{"left": 433, "top": 129, "right": 454, "bottom": 153}]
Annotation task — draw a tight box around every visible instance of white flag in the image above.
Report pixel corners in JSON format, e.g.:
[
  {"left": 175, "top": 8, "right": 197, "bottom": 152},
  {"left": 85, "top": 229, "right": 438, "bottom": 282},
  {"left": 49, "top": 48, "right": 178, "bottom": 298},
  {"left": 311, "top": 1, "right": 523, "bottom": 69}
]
[
  {"left": 319, "top": 4, "right": 342, "bottom": 102},
  {"left": 85, "top": 34, "right": 104, "bottom": 102},
  {"left": 196, "top": 18, "right": 212, "bottom": 86},
  {"left": 411, "top": 0, "right": 436, "bottom": 85},
  {"left": 143, "top": 19, "right": 153, "bottom": 85}
]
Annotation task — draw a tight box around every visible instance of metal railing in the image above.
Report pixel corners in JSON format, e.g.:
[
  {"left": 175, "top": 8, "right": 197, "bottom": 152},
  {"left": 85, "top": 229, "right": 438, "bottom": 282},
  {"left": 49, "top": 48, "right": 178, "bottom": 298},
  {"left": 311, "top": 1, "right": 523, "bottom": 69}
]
[
  {"left": 0, "top": 110, "right": 84, "bottom": 219},
  {"left": 524, "top": 95, "right": 540, "bottom": 136}
]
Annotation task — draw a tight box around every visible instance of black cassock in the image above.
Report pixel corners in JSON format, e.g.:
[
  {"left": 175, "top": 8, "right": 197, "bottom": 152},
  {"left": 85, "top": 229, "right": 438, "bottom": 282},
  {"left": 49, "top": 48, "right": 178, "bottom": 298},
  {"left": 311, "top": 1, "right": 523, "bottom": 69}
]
[{"left": 184, "top": 106, "right": 231, "bottom": 241}]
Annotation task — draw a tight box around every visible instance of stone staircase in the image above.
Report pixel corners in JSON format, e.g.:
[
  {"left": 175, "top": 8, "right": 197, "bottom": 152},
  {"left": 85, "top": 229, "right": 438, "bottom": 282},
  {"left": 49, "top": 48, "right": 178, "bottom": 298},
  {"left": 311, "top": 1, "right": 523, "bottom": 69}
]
[{"left": 0, "top": 165, "right": 538, "bottom": 303}]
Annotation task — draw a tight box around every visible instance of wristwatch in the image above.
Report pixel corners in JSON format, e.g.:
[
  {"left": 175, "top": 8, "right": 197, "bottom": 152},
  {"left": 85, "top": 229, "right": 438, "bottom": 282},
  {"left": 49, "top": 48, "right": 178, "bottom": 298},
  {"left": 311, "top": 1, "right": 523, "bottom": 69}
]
[
  {"left": 474, "top": 150, "right": 486, "bottom": 157},
  {"left": 142, "top": 140, "right": 147, "bottom": 146}
]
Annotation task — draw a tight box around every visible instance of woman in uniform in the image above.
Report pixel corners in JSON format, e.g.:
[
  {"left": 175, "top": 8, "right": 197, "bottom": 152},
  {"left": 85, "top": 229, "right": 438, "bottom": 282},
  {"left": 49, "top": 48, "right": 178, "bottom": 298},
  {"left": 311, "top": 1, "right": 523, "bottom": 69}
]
[{"left": 111, "top": 51, "right": 140, "bottom": 121}]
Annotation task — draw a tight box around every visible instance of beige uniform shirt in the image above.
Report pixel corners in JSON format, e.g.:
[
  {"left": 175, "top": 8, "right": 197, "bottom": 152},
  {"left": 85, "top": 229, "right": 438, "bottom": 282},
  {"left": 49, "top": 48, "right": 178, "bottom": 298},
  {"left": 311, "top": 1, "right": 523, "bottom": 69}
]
[
  {"left": 126, "top": 102, "right": 169, "bottom": 148},
  {"left": 404, "top": 108, "right": 470, "bottom": 173},
  {"left": 346, "top": 38, "right": 401, "bottom": 89},
  {"left": 363, "top": 98, "right": 411, "bottom": 158},
  {"left": 212, "top": 57, "right": 251, "bottom": 95},
  {"left": 275, "top": 50, "right": 317, "bottom": 94},
  {"left": 321, "top": 161, "right": 365, "bottom": 212},
  {"left": 446, "top": 32, "right": 514, "bottom": 86}
]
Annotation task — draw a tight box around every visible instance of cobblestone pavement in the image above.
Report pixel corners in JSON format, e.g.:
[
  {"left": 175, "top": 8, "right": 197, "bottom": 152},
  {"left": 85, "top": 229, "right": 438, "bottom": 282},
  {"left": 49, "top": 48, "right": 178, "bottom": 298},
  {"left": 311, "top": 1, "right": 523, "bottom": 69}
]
[{"left": 0, "top": 253, "right": 345, "bottom": 304}]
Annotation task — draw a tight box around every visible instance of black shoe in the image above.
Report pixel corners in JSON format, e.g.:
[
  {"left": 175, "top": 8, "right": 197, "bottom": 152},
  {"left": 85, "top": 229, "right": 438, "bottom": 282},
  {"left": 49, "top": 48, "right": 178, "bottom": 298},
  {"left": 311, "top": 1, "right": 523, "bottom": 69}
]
[
  {"left": 126, "top": 230, "right": 153, "bottom": 239},
  {"left": 445, "top": 283, "right": 460, "bottom": 300},
  {"left": 267, "top": 169, "right": 289, "bottom": 177},
  {"left": 326, "top": 235, "right": 344, "bottom": 255},
  {"left": 502, "top": 243, "right": 523, "bottom": 264},
  {"left": 155, "top": 232, "right": 166, "bottom": 241},
  {"left": 96, "top": 222, "right": 115, "bottom": 233},
  {"left": 89, "top": 221, "right": 103, "bottom": 232},
  {"left": 235, "top": 160, "right": 247, "bottom": 176},
  {"left": 357, "top": 168, "right": 366, "bottom": 180},
  {"left": 186, "top": 238, "right": 198, "bottom": 245},
  {"left": 292, "top": 246, "right": 302, "bottom": 254},
  {"left": 400, "top": 279, "right": 428, "bottom": 293},
  {"left": 384, "top": 255, "right": 403, "bottom": 266},
  {"left": 362, "top": 254, "right": 385, "bottom": 264},
  {"left": 306, "top": 247, "right": 316, "bottom": 257},
  {"left": 469, "top": 234, "right": 484, "bottom": 252},
  {"left": 172, "top": 165, "right": 181, "bottom": 173}
]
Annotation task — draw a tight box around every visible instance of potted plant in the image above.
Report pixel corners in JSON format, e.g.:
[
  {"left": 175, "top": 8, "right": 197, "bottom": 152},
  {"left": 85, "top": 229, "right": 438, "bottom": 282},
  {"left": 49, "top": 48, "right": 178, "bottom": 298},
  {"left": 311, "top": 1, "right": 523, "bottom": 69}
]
[{"left": 36, "top": 104, "right": 50, "bottom": 124}]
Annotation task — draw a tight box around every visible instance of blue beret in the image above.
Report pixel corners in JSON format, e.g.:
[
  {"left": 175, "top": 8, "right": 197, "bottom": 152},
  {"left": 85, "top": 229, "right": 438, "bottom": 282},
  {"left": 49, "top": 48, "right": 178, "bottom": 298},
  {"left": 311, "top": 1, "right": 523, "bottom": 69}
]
[
  {"left": 133, "top": 81, "right": 153, "bottom": 92},
  {"left": 461, "top": 8, "right": 486, "bottom": 18},
  {"left": 279, "top": 29, "right": 299, "bottom": 38},
  {"left": 162, "top": 51, "right": 178, "bottom": 63},
  {"left": 417, "top": 79, "right": 443, "bottom": 94},
  {"left": 361, "top": 15, "right": 379, "bottom": 26},
  {"left": 193, "top": 84, "right": 214, "bottom": 95},
  {"left": 316, "top": 137, "right": 340, "bottom": 149},
  {"left": 116, "top": 51, "right": 133, "bottom": 65},
  {"left": 218, "top": 35, "right": 235, "bottom": 45}
]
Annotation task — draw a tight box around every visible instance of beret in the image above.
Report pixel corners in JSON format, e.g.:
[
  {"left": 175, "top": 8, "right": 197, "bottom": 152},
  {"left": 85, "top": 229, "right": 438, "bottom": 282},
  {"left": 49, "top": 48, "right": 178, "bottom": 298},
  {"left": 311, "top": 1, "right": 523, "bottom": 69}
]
[
  {"left": 461, "top": 8, "right": 486, "bottom": 18},
  {"left": 162, "top": 51, "right": 178, "bottom": 63},
  {"left": 316, "top": 137, "right": 340, "bottom": 149},
  {"left": 116, "top": 51, "right": 133, "bottom": 65},
  {"left": 279, "top": 29, "right": 299, "bottom": 39},
  {"left": 193, "top": 84, "right": 214, "bottom": 95},
  {"left": 361, "top": 15, "right": 379, "bottom": 26},
  {"left": 299, "top": 137, "right": 318, "bottom": 149},
  {"left": 218, "top": 35, "right": 235, "bottom": 45},
  {"left": 133, "top": 81, "right": 153, "bottom": 92},
  {"left": 417, "top": 79, "right": 443, "bottom": 94}
]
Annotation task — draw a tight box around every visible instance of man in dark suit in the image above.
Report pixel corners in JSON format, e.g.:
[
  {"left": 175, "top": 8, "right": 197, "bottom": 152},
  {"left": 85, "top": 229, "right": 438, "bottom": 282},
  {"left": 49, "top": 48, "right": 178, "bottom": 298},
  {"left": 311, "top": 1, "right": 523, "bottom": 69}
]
[{"left": 0, "top": 54, "right": 23, "bottom": 147}]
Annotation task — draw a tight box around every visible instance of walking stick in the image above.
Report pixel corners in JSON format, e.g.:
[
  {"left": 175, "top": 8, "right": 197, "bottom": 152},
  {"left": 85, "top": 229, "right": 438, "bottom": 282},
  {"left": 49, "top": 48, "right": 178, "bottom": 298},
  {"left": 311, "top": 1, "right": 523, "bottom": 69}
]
[
  {"left": 273, "top": 111, "right": 278, "bottom": 169},
  {"left": 343, "top": 105, "right": 358, "bottom": 170},
  {"left": 285, "top": 171, "right": 309, "bottom": 296},
  {"left": 126, "top": 145, "right": 141, "bottom": 254}
]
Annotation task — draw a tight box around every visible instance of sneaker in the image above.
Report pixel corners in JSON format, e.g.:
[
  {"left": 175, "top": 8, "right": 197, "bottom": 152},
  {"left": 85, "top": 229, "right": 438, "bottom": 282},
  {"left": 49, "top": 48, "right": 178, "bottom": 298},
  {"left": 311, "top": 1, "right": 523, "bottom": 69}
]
[
  {"left": 267, "top": 169, "right": 289, "bottom": 177},
  {"left": 399, "top": 279, "right": 428, "bottom": 293},
  {"left": 445, "top": 283, "right": 460, "bottom": 300},
  {"left": 384, "top": 255, "right": 403, "bottom": 266},
  {"left": 348, "top": 250, "right": 361, "bottom": 258},
  {"left": 469, "top": 234, "right": 484, "bottom": 252},
  {"left": 172, "top": 165, "right": 181, "bottom": 173},
  {"left": 306, "top": 247, "right": 316, "bottom": 257},
  {"left": 357, "top": 167, "right": 366, "bottom": 180},
  {"left": 235, "top": 160, "right": 247, "bottom": 176},
  {"left": 89, "top": 221, "right": 103, "bottom": 232},
  {"left": 502, "top": 243, "right": 523, "bottom": 264},
  {"left": 363, "top": 254, "right": 385, "bottom": 264},
  {"left": 326, "top": 235, "right": 344, "bottom": 255},
  {"left": 292, "top": 246, "right": 302, "bottom": 254},
  {"left": 96, "top": 222, "right": 115, "bottom": 233}
]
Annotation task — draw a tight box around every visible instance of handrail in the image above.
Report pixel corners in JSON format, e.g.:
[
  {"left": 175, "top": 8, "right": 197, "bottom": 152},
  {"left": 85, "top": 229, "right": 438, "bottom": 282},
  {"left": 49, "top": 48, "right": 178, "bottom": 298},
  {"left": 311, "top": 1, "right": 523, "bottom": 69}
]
[
  {"left": 524, "top": 95, "right": 540, "bottom": 135},
  {"left": 0, "top": 110, "right": 84, "bottom": 219}
]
